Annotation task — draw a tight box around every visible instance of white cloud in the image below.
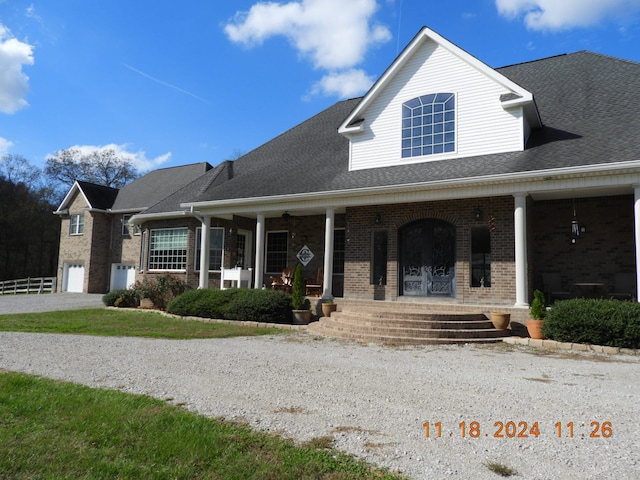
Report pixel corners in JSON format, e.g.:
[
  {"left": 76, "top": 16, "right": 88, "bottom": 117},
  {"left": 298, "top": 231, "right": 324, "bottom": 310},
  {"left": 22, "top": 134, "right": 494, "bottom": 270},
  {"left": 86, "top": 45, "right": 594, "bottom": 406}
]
[
  {"left": 496, "top": 0, "right": 640, "bottom": 30},
  {"left": 54, "top": 144, "right": 172, "bottom": 172},
  {"left": 0, "top": 137, "right": 13, "bottom": 155},
  {"left": 0, "top": 24, "right": 34, "bottom": 114},
  {"left": 309, "top": 69, "right": 375, "bottom": 99},
  {"left": 225, "top": 0, "right": 391, "bottom": 98}
]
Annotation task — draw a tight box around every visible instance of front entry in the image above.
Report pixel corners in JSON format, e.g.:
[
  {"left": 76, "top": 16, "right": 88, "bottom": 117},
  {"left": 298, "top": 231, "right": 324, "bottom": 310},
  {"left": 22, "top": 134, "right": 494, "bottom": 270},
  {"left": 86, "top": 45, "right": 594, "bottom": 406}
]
[{"left": 399, "top": 219, "right": 456, "bottom": 297}]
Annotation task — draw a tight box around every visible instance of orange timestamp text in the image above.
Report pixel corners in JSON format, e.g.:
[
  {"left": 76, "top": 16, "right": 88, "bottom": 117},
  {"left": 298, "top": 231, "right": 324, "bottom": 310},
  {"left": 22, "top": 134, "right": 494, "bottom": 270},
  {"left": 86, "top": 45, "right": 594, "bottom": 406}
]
[{"left": 423, "top": 421, "right": 613, "bottom": 439}]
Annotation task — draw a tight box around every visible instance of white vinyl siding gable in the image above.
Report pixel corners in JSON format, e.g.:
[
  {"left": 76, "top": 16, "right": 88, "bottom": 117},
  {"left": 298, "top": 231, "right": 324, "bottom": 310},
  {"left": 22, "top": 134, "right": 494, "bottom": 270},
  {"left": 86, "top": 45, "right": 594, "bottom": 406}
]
[{"left": 348, "top": 39, "right": 526, "bottom": 171}]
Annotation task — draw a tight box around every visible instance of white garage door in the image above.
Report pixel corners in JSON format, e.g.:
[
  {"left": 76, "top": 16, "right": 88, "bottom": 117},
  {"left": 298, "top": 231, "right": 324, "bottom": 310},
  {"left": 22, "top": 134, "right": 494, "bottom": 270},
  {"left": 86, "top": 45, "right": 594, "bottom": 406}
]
[
  {"left": 110, "top": 264, "right": 136, "bottom": 291},
  {"left": 63, "top": 263, "right": 85, "bottom": 292}
]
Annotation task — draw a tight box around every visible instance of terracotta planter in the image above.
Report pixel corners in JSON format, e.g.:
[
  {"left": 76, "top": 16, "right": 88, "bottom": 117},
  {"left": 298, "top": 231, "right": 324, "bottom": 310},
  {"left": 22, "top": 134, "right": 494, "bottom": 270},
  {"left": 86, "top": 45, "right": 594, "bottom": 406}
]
[
  {"left": 526, "top": 319, "right": 545, "bottom": 339},
  {"left": 322, "top": 303, "right": 337, "bottom": 317},
  {"left": 292, "top": 309, "right": 312, "bottom": 325},
  {"left": 490, "top": 312, "right": 511, "bottom": 330}
]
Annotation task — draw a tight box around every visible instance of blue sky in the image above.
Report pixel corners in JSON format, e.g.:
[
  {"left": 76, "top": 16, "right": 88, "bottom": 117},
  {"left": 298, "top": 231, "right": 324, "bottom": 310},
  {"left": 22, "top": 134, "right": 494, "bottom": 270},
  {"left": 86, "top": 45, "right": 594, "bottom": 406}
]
[{"left": 1, "top": 0, "right": 640, "bottom": 173}]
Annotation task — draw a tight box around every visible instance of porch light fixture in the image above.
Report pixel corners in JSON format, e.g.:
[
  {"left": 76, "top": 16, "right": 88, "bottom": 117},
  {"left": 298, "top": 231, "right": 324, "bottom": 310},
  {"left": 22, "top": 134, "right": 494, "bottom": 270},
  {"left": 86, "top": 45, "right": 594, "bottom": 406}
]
[
  {"left": 474, "top": 207, "right": 483, "bottom": 221},
  {"left": 374, "top": 213, "right": 381, "bottom": 225},
  {"left": 571, "top": 200, "right": 580, "bottom": 244}
]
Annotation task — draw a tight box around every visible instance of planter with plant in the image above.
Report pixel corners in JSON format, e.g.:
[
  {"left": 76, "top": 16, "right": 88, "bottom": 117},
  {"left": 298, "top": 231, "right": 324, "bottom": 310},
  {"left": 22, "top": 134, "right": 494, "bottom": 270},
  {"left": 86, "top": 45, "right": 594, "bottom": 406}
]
[
  {"left": 527, "top": 289, "right": 546, "bottom": 339},
  {"left": 291, "top": 264, "right": 311, "bottom": 324},
  {"left": 321, "top": 298, "right": 337, "bottom": 317}
]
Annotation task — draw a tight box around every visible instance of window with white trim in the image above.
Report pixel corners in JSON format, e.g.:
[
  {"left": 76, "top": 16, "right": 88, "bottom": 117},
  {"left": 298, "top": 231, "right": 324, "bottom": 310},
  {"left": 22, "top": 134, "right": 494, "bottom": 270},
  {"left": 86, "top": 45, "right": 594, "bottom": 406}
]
[
  {"left": 195, "top": 227, "right": 224, "bottom": 271},
  {"left": 266, "top": 231, "right": 288, "bottom": 274},
  {"left": 122, "top": 214, "right": 141, "bottom": 236},
  {"left": 402, "top": 93, "right": 455, "bottom": 158},
  {"left": 69, "top": 214, "right": 84, "bottom": 235},
  {"left": 148, "top": 228, "right": 188, "bottom": 271}
]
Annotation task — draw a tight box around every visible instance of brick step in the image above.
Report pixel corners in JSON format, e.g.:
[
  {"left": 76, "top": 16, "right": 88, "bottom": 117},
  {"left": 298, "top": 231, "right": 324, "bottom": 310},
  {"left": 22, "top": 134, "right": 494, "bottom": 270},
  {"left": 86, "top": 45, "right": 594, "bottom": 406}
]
[
  {"left": 307, "top": 324, "right": 506, "bottom": 345},
  {"left": 329, "top": 312, "right": 493, "bottom": 330},
  {"left": 310, "top": 321, "right": 510, "bottom": 339},
  {"left": 308, "top": 301, "right": 512, "bottom": 345}
]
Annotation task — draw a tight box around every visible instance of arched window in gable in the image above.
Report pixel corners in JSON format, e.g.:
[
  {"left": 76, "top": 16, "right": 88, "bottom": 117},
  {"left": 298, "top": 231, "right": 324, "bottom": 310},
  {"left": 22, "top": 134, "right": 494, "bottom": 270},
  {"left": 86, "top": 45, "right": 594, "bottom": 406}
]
[{"left": 401, "top": 93, "right": 455, "bottom": 158}]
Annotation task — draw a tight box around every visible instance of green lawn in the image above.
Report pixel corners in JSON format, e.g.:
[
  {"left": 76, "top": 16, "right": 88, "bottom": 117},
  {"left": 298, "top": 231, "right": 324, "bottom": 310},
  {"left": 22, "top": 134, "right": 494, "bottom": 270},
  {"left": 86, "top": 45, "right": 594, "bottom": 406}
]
[
  {"left": 0, "top": 372, "right": 405, "bottom": 479},
  {"left": 0, "top": 309, "right": 406, "bottom": 479},
  {"left": 0, "top": 308, "right": 285, "bottom": 339}
]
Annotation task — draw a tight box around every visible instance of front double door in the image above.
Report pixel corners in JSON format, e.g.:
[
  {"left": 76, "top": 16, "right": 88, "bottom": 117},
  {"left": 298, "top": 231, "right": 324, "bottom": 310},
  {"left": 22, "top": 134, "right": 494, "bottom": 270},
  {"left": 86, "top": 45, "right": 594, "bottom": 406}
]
[{"left": 399, "top": 219, "right": 456, "bottom": 297}]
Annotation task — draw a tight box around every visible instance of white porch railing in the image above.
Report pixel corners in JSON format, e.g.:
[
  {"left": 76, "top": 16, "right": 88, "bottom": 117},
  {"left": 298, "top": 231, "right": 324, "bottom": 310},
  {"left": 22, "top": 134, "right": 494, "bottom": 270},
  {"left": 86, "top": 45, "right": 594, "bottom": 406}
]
[{"left": 0, "top": 277, "right": 57, "bottom": 295}]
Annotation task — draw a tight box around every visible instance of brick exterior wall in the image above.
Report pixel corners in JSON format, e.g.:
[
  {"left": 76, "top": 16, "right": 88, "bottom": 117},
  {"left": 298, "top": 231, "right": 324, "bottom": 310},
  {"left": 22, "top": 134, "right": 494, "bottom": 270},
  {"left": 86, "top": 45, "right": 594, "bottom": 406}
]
[
  {"left": 56, "top": 192, "right": 111, "bottom": 293},
  {"left": 57, "top": 192, "right": 635, "bottom": 303},
  {"left": 344, "top": 197, "right": 517, "bottom": 305},
  {"left": 529, "top": 195, "right": 635, "bottom": 294}
]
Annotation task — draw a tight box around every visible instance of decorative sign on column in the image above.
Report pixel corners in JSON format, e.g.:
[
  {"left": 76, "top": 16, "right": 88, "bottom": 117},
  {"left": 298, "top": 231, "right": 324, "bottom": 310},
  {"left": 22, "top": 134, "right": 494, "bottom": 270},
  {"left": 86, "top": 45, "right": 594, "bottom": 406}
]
[{"left": 297, "top": 245, "right": 314, "bottom": 266}]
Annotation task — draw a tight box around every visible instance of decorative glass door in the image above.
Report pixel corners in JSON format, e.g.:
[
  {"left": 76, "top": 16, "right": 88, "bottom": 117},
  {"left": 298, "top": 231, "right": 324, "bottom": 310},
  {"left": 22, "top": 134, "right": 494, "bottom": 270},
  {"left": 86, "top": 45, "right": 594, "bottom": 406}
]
[{"left": 400, "top": 219, "right": 456, "bottom": 297}]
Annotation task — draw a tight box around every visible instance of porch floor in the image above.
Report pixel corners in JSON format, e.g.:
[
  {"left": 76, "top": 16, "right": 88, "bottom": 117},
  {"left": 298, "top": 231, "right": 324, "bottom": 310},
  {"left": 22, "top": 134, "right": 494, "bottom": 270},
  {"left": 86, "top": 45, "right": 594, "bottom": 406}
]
[{"left": 308, "top": 299, "right": 529, "bottom": 345}]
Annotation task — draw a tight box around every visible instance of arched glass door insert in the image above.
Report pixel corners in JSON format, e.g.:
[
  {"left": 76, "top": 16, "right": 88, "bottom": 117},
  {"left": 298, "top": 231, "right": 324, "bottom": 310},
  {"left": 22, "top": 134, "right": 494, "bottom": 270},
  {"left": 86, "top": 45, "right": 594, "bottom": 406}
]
[{"left": 399, "top": 219, "right": 456, "bottom": 297}]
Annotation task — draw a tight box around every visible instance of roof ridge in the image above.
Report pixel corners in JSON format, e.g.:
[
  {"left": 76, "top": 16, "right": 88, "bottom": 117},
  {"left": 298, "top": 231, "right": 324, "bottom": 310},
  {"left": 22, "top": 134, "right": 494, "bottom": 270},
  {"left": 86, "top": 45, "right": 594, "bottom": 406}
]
[{"left": 497, "top": 52, "right": 569, "bottom": 70}]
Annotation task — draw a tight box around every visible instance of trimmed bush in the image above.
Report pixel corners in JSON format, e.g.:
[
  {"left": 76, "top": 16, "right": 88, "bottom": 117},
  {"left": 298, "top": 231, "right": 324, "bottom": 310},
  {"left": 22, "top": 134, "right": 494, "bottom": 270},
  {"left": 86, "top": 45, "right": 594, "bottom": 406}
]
[
  {"left": 543, "top": 298, "right": 640, "bottom": 349},
  {"left": 167, "top": 288, "right": 293, "bottom": 324},
  {"left": 102, "top": 289, "right": 139, "bottom": 308},
  {"left": 224, "top": 289, "right": 293, "bottom": 324}
]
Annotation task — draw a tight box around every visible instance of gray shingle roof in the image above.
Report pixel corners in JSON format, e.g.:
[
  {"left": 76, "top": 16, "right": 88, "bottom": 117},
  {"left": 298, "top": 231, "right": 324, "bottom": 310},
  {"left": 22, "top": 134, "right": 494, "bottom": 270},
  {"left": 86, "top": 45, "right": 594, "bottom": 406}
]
[
  {"left": 185, "top": 51, "right": 640, "bottom": 204},
  {"left": 111, "top": 162, "right": 212, "bottom": 211},
  {"left": 138, "top": 50, "right": 640, "bottom": 214}
]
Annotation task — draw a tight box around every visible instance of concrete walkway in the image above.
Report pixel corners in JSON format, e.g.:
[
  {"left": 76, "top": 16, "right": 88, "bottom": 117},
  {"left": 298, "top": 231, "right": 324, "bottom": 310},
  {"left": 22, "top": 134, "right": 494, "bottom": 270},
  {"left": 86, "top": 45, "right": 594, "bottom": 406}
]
[{"left": 0, "top": 293, "right": 105, "bottom": 314}]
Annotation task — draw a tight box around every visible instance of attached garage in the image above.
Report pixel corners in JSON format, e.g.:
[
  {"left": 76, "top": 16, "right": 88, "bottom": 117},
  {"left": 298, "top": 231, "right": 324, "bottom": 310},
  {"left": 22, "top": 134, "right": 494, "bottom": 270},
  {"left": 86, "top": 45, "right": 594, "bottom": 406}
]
[
  {"left": 110, "top": 264, "right": 136, "bottom": 291},
  {"left": 62, "top": 263, "right": 85, "bottom": 292}
]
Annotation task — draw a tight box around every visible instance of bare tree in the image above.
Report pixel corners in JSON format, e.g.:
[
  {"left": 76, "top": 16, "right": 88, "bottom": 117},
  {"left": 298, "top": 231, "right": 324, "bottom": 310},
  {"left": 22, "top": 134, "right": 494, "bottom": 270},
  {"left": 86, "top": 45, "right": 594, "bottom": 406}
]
[{"left": 45, "top": 148, "right": 140, "bottom": 190}]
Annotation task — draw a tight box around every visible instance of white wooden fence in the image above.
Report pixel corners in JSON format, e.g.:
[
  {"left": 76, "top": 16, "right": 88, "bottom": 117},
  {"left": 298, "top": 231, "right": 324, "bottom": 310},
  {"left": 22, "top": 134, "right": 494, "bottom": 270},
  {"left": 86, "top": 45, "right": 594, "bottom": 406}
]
[{"left": 0, "top": 277, "right": 57, "bottom": 295}]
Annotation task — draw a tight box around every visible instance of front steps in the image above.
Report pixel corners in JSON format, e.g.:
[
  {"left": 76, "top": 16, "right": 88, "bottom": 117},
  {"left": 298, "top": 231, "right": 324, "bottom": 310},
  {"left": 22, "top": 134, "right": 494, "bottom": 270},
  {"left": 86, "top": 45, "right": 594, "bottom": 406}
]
[{"left": 307, "top": 300, "right": 513, "bottom": 345}]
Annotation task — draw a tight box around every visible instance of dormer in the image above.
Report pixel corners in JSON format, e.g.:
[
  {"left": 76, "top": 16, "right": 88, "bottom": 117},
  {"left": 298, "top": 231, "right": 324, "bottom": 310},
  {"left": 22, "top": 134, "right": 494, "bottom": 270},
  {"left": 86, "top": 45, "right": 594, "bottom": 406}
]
[{"left": 339, "top": 27, "right": 542, "bottom": 171}]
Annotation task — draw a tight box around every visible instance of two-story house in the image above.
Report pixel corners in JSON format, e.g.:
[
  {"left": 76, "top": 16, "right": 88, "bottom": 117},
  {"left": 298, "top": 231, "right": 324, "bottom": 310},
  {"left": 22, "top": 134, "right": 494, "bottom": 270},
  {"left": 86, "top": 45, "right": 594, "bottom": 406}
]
[{"left": 56, "top": 27, "right": 640, "bottom": 325}]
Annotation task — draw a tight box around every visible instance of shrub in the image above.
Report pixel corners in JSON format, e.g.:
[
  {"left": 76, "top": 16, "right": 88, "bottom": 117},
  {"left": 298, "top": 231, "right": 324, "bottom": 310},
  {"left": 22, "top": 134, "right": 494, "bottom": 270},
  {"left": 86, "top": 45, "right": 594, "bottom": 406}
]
[
  {"left": 167, "top": 289, "right": 229, "bottom": 319},
  {"left": 530, "top": 289, "right": 546, "bottom": 320},
  {"left": 543, "top": 298, "right": 640, "bottom": 349},
  {"left": 167, "top": 288, "right": 293, "bottom": 324},
  {"left": 291, "top": 264, "right": 310, "bottom": 310},
  {"left": 133, "top": 273, "right": 188, "bottom": 310},
  {"left": 102, "top": 289, "right": 139, "bottom": 308},
  {"left": 225, "top": 289, "right": 293, "bottom": 324}
]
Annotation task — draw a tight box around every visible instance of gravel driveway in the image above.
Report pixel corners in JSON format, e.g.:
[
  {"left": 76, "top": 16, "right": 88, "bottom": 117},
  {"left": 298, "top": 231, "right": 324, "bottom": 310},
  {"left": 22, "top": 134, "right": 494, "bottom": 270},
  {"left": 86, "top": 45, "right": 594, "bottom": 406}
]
[{"left": 1, "top": 329, "right": 638, "bottom": 479}]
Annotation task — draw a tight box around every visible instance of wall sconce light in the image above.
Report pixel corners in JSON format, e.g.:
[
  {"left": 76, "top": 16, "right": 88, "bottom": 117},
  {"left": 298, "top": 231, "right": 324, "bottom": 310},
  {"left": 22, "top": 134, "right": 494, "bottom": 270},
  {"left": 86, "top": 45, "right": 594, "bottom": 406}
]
[
  {"left": 474, "top": 207, "right": 483, "bottom": 221},
  {"left": 228, "top": 227, "right": 233, "bottom": 234},
  {"left": 374, "top": 213, "right": 381, "bottom": 225}
]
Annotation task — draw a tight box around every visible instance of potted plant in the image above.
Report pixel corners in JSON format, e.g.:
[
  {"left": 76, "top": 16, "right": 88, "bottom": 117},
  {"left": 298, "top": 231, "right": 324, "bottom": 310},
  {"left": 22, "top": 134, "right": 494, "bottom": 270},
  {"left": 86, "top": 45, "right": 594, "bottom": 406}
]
[
  {"left": 291, "top": 264, "right": 311, "bottom": 324},
  {"left": 526, "top": 289, "right": 546, "bottom": 339},
  {"left": 321, "top": 298, "right": 337, "bottom": 317}
]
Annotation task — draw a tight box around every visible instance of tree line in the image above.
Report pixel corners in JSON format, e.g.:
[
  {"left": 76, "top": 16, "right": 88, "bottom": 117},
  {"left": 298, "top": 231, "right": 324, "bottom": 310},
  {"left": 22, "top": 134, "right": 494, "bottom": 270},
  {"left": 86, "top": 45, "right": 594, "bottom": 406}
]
[{"left": 0, "top": 149, "right": 140, "bottom": 282}]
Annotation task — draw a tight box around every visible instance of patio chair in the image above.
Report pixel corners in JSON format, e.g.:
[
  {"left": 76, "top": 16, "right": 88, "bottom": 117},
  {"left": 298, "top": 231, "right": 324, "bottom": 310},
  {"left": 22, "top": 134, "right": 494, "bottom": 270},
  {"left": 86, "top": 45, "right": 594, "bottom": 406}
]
[
  {"left": 542, "top": 273, "right": 572, "bottom": 304},
  {"left": 270, "top": 266, "right": 295, "bottom": 292},
  {"left": 609, "top": 273, "right": 636, "bottom": 300},
  {"left": 305, "top": 268, "right": 323, "bottom": 297}
]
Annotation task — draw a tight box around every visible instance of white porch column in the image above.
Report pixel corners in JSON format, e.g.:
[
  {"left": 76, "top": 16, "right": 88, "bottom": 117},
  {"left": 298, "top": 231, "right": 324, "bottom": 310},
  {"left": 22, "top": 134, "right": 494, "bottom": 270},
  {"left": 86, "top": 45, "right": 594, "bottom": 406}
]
[
  {"left": 198, "top": 216, "right": 211, "bottom": 289},
  {"left": 322, "top": 207, "right": 335, "bottom": 298},
  {"left": 514, "top": 193, "right": 529, "bottom": 307},
  {"left": 254, "top": 213, "right": 265, "bottom": 289},
  {"left": 634, "top": 186, "right": 640, "bottom": 301}
]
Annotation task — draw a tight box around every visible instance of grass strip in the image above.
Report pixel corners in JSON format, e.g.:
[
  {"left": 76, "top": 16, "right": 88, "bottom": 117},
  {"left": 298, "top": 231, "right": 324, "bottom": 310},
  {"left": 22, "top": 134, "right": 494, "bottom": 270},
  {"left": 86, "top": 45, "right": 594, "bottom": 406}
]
[
  {"left": 0, "top": 372, "right": 405, "bottom": 479},
  {"left": 0, "top": 309, "right": 285, "bottom": 339}
]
